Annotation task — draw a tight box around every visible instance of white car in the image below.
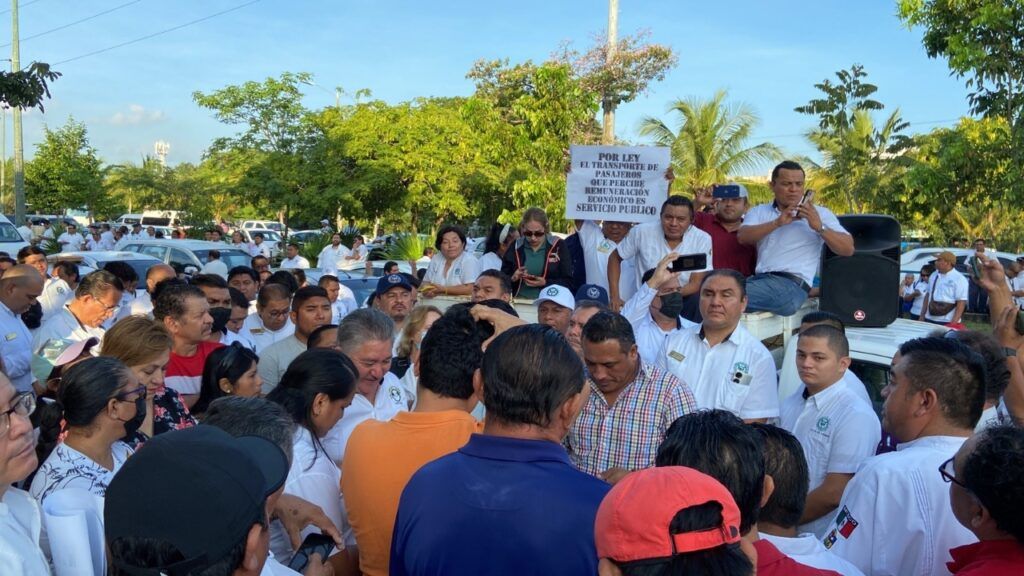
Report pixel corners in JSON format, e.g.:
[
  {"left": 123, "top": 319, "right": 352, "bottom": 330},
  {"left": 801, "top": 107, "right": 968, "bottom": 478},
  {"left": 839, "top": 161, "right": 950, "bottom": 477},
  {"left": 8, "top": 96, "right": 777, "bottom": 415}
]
[
  {"left": 901, "top": 247, "right": 1019, "bottom": 277},
  {"left": 0, "top": 214, "right": 29, "bottom": 256},
  {"left": 240, "top": 229, "right": 283, "bottom": 258}
]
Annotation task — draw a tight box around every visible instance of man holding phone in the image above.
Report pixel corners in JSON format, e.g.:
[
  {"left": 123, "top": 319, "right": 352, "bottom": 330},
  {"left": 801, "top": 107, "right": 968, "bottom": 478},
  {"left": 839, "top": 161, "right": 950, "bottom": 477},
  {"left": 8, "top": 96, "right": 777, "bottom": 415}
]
[
  {"left": 608, "top": 196, "right": 713, "bottom": 321},
  {"left": 738, "top": 161, "right": 853, "bottom": 316},
  {"left": 693, "top": 182, "right": 757, "bottom": 277}
]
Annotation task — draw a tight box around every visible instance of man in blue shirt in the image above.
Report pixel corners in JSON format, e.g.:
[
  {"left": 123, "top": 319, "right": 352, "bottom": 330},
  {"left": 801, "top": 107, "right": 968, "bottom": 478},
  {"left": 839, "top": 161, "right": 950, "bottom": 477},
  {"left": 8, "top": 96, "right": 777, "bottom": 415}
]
[{"left": 390, "top": 323, "right": 610, "bottom": 576}]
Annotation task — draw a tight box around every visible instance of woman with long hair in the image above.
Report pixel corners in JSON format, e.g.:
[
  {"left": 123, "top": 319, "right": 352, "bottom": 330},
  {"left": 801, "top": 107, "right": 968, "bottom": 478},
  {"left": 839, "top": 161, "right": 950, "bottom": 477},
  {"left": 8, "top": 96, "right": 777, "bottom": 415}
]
[
  {"left": 393, "top": 305, "right": 442, "bottom": 406},
  {"left": 30, "top": 357, "right": 140, "bottom": 503},
  {"left": 501, "top": 207, "right": 573, "bottom": 299},
  {"left": 266, "top": 348, "right": 358, "bottom": 561},
  {"left": 100, "top": 316, "right": 197, "bottom": 449},
  {"left": 479, "top": 222, "right": 519, "bottom": 272},
  {"left": 190, "top": 343, "right": 262, "bottom": 417}
]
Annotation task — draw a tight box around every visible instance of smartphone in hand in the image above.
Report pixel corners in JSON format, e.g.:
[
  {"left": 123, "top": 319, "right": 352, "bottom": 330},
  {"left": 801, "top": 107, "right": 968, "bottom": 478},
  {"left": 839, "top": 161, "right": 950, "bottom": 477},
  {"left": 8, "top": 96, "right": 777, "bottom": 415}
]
[
  {"left": 287, "top": 533, "right": 336, "bottom": 573},
  {"left": 670, "top": 253, "right": 708, "bottom": 273}
]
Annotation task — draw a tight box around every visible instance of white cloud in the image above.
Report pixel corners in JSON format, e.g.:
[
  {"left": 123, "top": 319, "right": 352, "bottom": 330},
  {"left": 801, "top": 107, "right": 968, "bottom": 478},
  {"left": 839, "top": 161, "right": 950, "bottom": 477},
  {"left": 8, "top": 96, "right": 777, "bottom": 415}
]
[{"left": 109, "top": 104, "right": 165, "bottom": 125}]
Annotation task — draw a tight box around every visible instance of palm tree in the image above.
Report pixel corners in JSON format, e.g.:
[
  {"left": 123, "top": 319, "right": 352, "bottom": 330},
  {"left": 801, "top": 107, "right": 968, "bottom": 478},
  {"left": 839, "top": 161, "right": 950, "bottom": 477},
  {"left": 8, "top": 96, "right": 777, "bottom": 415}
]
[{"left": 638, "top": 90, "right": 782, "bottom": 191}]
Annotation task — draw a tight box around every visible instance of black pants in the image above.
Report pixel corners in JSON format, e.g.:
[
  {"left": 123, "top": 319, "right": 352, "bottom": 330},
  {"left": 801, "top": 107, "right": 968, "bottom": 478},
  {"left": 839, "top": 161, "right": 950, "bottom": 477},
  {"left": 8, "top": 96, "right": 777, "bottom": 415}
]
[{"left": 968, "top": 281, "right": 989, "bottom": 314}]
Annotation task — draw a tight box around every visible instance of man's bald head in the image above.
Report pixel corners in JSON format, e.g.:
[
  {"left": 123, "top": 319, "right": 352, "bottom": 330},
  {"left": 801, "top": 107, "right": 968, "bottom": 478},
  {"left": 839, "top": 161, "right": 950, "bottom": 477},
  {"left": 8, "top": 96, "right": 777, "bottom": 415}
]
[
  {"left": 0, "top": 265, "right": 44, "bottom": 315},
  {"left": 145, "top": 264, "right": 177, "bottom": 294}
]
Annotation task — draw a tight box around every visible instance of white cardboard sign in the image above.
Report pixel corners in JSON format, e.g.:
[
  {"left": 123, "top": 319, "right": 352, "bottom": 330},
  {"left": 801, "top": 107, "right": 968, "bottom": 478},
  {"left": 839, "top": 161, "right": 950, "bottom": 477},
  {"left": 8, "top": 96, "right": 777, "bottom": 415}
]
[{"left": 565, "top": 145, "right": 671, "bottom": 223}]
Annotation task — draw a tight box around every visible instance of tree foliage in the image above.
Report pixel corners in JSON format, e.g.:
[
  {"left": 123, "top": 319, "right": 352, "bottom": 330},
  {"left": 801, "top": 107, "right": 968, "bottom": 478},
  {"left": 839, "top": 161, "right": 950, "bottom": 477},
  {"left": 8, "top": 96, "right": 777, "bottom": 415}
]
[
  {"left": 898, "top": 0, "right": 1024, "bottom": 135},
  {"left": 0, "top": 62, "right": 60, "bottom": 111},
  {"left": 25, "top": 118, "right": 103, "bottom": 214},
  {"left": 638, "top": 90, "right": 782, "bottom": 191}
]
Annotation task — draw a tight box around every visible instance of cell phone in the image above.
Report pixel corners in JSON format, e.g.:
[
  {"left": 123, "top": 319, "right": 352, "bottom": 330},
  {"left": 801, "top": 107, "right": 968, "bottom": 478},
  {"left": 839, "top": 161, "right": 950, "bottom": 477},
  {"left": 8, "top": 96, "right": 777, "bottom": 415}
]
[
  {"left": 670, "top": 253, "right": 708, "bottom": 273},
  {"left": 712, "top": 184, "right": 741, "bottom": 198},
  {"left": 287, "top": 532, "right": 336, "bottom": 572},
  {"left": 970, "top": 256, "right": 982, "bottom": 280},
  {"left": 1016, "top": 310, "right": 1024, "bottom": 336},
  {"left": 797, "top": 189, "right": 815, "bottom": 207}
]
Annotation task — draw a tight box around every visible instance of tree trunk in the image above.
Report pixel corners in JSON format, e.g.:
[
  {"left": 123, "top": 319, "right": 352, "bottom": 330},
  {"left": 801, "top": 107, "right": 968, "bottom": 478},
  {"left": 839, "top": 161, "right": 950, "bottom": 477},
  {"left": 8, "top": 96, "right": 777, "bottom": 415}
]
[{"left": 602, "top": 100, "right": 616, "bottom": 145}]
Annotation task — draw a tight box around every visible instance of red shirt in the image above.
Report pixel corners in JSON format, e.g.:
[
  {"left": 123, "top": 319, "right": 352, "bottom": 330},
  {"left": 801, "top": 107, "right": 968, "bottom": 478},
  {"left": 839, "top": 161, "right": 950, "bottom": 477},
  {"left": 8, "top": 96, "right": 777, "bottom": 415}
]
[
  {"left": 948, "top": 539, "right": 1024, "bottom": 575},
  {"left": 693, "top": 211, "right": 757, "bottom": 276},
  {"left": 754, "top": 539, "right": 841, "bottom": 576},
  {"left": 165, "top": 340, "right": 223, "bottom": 396}
]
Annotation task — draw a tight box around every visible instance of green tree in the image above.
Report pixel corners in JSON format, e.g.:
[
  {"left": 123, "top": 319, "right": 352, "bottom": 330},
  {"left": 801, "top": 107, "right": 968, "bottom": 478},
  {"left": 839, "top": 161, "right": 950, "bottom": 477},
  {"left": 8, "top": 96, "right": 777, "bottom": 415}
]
[
  {"left": 901, "top": 116, "right": 1021, "bottom": 245},
  {"left": 467, "top": 59, "right": 601, "bottom": 229},
  {"left": 558, "top": 30, "right": 677, "bottom": 143},
  {"left": 638, "top": 90, "right": 782, "bottom": 191},
  {"left": 0, "top": 62, "right": 60, "bottom": 111},
  {"left": 25, "top": 118, "right": 103, "bottom": 214},
  {"left": 796, "top": 65, "right": 912, "bottom": 213},
  {"left": 898, "top": 0, "right": 1024, "bottom": 136}
]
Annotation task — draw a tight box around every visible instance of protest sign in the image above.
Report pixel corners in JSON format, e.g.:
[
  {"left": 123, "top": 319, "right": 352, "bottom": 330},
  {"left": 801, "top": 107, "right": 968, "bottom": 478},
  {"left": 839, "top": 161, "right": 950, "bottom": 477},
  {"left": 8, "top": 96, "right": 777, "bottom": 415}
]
[{"left": 565, "top": 145, "right": 671, "bottom": 223}]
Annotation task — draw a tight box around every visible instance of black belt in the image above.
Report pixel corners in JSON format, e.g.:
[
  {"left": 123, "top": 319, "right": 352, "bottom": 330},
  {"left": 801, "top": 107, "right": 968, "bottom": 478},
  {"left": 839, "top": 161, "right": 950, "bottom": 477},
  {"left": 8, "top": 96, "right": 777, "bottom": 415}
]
[{"left": 765, "top": 271, "right": 811, "bottom": 293}]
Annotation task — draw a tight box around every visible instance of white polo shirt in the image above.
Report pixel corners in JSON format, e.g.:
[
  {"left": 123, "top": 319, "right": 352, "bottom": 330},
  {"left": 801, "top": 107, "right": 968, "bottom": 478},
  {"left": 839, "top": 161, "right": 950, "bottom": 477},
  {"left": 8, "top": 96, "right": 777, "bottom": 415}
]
[
  {"left": 241, "top": 314, "right": 295, "bottom": 355},
  {"left": 826, "top": 435, "right": 974, "bottom": 576},
  {"left": 760, "top": 533, "right": 865, "bottom": 575},
  {"left": 128, "top": 290, "right": 154, "bottom": 317},
  {"left": 33, "top": 305, "right": 105, "bottom": 352},
  {"left": 0, "top": 489, "right": 51, "bottom": 576},
  {"left": 279, "top": 255, "right": 310, "bottom": 269},
  {"left": 615, "top": 221, "right": 713, "bottom": 288},
  {"left": 925, "top": 268, "right": 968, "bottom": 322},
  {"left": 908, "top": 279, "right": 930, "bottom": 316},
  {"left": 742, "top": 203, "right": 848, "bottom": 285},
  {"left": 57, "top": 232, "right": 85, "bottom": 252},
  {"left": 662, "top": 324, "right": 779, "bottom": 420},
  {"left": 322, "top": 372, "right": 408, "bottom": 463},
  {"left": 318, "top": 244, "right": 351, "bottom": 273},
  {"left": 578, "top": 220, "right": 637, "bottom": 302},
  {"left": 422, "top": 251, "right": 480, "bottom": 287},
  {"left": 38, "top": 278, "right": 74, "bottom": 323},
  {"left": 779, "top": 378, "right": 881, "bottom": 537},
  {"left": 0, "top": 301, "right": 33, "bottom": 392},
  {"left": 620, "top": 284, "right": 696, "bottom": 367}
]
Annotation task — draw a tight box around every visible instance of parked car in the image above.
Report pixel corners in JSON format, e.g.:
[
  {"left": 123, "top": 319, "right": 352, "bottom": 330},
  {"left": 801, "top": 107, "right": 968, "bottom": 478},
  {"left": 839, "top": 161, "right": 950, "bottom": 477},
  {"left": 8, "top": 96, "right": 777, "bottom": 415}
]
[
  {"left": 240, "top": 220, "right": 294, "bottom": 235},
  {"left": 118, "top": 239, "right": 252, "bottom": 275},
  {"left": 239, "top": 228, "right": 283, "bottom": 259},
  {"left": 288, "top": 230, "right": 324, "bottom": 245},
  {"left": 280, "top": 268, "right": 378, "bottom": 309},
  {"left": 0, "top": 214, "right": 29, "bottom": 256},
  {"left": 115, "top": 213, "right": 143, "bottom": 227},
  {"left": 140, "top": 210, "right": 186, "bottom": 227},
  {"left": 900, "top": 247, "right": 1019, "bottom": 278},
  {"left": 46, "top": 251, "right": 163, "bottom": 281}
]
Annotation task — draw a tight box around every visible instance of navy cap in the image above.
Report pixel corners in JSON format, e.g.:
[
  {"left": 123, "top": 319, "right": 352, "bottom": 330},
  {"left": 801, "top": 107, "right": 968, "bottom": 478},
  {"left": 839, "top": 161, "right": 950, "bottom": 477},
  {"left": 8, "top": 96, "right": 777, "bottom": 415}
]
[
  {"left": 575, "top": 283, "right": 609, "bottom": 305},
  {"left": 375, "top": 273, "right": 413, "bottom": 296},
  {"left": 104, "top": 426, "right": 289, "bottom": 575},
  {"left": 712, "top": 183, "right": 749, "bottom": 199}
]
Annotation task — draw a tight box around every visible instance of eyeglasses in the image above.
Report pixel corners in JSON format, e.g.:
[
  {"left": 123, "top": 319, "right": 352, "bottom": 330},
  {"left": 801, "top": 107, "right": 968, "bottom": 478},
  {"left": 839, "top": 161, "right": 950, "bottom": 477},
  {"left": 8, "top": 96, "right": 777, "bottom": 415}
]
[
  {"left": 115, "top": 385, "right": 147, "bottom": 402},
  {"left": 938, "top": 456, "right": 969, "bottom": 490},
  {"left": 0, "top": 392, "right": 35, "bottom": 436},
  {"left": 266, "top": 309, "right": 290, "bottom": 319},
  {"left": 521, "top": 231, "right": 545, "bottom": 238},
  {"left": 95, "top": 298, "right": 120, "bottom": 315}
]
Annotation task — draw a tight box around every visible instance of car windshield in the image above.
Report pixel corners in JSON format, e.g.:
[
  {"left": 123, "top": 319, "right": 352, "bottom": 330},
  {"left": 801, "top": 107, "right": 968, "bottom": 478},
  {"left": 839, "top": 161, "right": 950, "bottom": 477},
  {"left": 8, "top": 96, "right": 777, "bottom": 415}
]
[
  {"left": 194, "top": 249, "right": 250, "bottom": 269},
  {"left": 0, "top": 222, "right": 22, "bottom": 242},
  {"left": 254, "top": 231, "right": 281, "bottom": 242}
]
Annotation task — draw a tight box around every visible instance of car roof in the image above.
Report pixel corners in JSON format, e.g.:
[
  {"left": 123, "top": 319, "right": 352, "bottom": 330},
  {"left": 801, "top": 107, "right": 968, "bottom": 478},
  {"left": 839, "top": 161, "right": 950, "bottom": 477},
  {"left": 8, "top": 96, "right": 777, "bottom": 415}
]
[
  {"left": 120, "top": 239, "right": 249, "bottom": 251},
  {"left": 846, "top": 318, "right": 941, "bottom": 359},
  {"left": 47, "top": 251, "right": 162, "bottom": 262}
]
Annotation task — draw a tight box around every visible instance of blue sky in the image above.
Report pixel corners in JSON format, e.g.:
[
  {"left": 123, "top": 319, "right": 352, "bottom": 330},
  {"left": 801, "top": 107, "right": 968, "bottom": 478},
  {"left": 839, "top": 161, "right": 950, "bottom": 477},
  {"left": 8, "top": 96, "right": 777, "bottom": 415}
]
[{"left": 6, "top": 0, "right": 970, "bottom": 171}]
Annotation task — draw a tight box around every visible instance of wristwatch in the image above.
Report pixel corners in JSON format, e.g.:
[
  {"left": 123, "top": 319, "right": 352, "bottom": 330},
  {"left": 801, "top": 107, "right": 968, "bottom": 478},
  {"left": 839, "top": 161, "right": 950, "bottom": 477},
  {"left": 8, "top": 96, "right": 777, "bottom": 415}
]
[{"left": 1005, "top": 347, "right": 1018, "bottom": 358}]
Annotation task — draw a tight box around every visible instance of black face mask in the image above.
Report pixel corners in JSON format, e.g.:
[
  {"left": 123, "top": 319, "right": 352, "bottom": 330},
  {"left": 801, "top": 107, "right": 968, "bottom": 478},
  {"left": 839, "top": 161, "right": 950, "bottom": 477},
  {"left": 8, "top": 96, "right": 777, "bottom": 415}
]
[
  {"left": 659, "top": 292, "right": 685, "bottom": 319},
  {"left": 209, "top": 307, "right": 231, "bottom": 334},
  {"left": 122, "top": 397, "right": 146, "bottom": 436}
]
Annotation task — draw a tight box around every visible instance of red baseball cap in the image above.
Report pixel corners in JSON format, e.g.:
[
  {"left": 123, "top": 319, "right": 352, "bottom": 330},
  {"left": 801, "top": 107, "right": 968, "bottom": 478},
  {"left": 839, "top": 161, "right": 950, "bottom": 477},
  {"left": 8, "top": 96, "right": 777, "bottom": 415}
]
[{"left": 595, "top": 466, "right": 742, "bottom": 563}]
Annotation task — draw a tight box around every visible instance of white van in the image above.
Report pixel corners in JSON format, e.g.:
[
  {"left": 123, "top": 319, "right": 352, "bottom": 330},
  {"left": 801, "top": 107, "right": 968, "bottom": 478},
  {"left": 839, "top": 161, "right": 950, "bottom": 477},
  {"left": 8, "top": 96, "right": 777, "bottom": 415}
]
[
  {"left": 115, "top": 213, "right": 143, "bottom": 227},
  {"left": 140, "top": 210, "right": 186, "bottom": 227}
]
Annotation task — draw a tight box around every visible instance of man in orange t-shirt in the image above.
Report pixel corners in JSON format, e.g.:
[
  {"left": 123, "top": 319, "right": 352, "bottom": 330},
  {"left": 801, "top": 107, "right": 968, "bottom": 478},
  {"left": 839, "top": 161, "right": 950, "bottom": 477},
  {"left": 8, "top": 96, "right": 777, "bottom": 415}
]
[{"left": 341, "top": 305, "right": 485, "bottom": 576}]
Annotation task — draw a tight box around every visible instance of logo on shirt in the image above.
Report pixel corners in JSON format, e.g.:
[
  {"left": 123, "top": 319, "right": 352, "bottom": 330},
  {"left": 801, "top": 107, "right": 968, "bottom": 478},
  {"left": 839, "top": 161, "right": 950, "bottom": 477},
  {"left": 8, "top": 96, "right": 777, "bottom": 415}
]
[
  {"left": 388, "top": 385, "right": 403, "bottom": 405},
  {"left": 816, "top": 416, "right": 831, "bottom": 432},
  {"left": 4, "top": 332, "right": 16, "bottom": 341},
  {"left": 668, "top": 350, "right": 685, "bottom": 362},
  {"left": 823, "top": 505, "right": 859, "bottom": 547},
  {"left": 56, "top": 287, "right": 66, "bottom": 295},
  {"left": 732, "top": 361, "right": 749, "bottom": 373}
]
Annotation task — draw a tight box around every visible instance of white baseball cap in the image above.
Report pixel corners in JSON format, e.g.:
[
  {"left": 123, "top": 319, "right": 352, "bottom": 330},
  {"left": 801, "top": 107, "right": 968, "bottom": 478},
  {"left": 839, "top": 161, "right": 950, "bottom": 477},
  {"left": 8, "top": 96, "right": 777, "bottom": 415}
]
[{"left": 534, "top": 284, "right": 575, "bottom": 311}]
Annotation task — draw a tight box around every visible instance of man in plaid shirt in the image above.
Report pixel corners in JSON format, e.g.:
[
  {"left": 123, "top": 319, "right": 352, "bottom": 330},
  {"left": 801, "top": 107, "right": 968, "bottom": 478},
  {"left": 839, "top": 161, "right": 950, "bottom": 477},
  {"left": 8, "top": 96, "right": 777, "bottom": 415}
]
[{"left": 566, "top": 310, "right": 697, "bottom": 484}]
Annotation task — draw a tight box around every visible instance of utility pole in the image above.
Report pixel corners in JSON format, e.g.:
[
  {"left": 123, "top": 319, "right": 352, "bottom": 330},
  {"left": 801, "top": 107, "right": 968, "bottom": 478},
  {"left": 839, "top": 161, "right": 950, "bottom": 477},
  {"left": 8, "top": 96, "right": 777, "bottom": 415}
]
[
  {"left": 601, "top": 0, "right": 619, "bottom": 145},
  {"left": 11, "top": 0, "right": 24, "bottom": 223},
  {"left": 1, "top": 108, "right": 6, "bottom": 211}
]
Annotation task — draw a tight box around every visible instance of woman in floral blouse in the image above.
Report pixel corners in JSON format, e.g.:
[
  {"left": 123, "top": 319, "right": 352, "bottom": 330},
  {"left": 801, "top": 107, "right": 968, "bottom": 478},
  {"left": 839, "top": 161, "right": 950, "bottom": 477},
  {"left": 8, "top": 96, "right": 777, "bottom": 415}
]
[{"left": 100, "top": 316, "right": 197, "bottom": 449}]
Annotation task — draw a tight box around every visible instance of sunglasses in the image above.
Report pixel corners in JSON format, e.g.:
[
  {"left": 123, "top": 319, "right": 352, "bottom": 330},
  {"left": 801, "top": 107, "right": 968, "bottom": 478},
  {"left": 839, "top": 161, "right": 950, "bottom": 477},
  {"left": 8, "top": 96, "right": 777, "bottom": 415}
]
[{"left": 521, "top": 231, "right": 546, "bottom": 238}]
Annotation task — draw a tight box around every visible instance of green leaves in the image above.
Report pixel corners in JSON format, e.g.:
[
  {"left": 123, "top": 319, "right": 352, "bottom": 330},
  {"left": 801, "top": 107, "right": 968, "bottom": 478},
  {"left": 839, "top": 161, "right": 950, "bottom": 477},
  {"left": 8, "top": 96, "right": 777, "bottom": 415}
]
[
  {"left": 25, "top": 118, "right": 102, "bottom": 214},
  {"left": 0, "top": 62, "right": 60, "bottom": 112}
]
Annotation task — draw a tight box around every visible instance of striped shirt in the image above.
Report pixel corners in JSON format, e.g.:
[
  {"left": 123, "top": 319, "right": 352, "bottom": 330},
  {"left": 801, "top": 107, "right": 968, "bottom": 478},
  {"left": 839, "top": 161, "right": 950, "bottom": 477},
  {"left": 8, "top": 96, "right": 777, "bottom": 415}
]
[
  {"left": 165, "top": 340, "right": 223, "bottom": 396},
  {"left": 566, "top": 363, "right": 697, "bottom": 477}
]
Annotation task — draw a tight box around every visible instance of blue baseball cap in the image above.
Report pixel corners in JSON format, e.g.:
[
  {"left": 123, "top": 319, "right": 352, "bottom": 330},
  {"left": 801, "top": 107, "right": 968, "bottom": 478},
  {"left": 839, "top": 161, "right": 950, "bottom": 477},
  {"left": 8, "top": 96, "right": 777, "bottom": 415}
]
[
  {"left": 375, "top": 273, "right": 413, "bottom": 296},
  {"left": 575, "top": 284, "right": 609, "bottom": 305}
]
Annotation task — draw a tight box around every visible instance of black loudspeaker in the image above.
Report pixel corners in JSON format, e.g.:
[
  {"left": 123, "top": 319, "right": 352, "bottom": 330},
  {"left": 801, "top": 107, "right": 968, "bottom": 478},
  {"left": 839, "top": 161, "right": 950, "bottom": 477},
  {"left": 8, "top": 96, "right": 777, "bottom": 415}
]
[{"left": 820, "top": 215, "right": 901, "bottom": 328}]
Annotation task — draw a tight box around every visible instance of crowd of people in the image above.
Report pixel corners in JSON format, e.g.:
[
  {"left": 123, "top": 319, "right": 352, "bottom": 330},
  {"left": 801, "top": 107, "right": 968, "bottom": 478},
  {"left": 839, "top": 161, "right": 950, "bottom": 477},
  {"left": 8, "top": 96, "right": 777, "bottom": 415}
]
[{"left": 0, "top": 159, "right": 1022, "bottom": 575}]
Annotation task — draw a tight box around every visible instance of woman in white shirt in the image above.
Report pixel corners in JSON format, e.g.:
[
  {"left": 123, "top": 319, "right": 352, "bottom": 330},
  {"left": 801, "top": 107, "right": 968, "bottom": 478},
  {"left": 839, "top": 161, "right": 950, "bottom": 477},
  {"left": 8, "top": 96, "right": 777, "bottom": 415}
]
[
  {"left": 478, "top": 222, "right": 519, "bottom": 272},
  {"left": 30, "top": 356, "right": 140, "bottom": 503},
  {"left": 265, "top": 348, "right": 358, "bottom": 562},
  {"left": 394, "top": 305, "right": 442, "bottom": 407},
  {"left": 421, "top": 225, "right": 480, "bottom": 297}
]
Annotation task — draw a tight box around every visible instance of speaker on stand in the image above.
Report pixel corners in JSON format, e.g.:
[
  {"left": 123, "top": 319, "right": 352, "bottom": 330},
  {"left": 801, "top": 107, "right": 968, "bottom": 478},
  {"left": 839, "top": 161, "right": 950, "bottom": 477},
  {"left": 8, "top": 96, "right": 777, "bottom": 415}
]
[{"left": 820, "top": 215, "right": 902, "bottom": 328}]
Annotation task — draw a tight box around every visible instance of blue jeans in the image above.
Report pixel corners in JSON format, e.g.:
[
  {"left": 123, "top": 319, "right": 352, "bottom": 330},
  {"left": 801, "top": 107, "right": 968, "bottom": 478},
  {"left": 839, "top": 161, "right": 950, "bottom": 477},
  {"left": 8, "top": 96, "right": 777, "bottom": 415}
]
[{"left": 745, "top": 273, "right": 809, "bottom": 316}]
